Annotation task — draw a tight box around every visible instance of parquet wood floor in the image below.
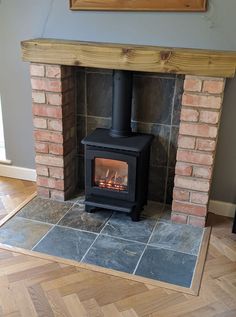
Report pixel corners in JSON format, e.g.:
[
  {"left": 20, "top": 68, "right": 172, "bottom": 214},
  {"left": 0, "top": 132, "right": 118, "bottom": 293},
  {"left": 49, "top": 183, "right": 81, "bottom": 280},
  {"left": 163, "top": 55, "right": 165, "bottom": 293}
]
[
  {"left": 0, "top": 177, "right": 36, "bottom": 221},
  {"left": 0, "top": 177, "right": 235, "bottom": 317}
]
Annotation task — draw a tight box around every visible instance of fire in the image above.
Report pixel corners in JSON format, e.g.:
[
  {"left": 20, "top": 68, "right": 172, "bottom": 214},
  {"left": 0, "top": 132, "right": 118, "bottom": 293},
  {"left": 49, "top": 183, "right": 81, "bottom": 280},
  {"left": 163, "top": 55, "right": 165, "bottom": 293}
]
[{"left": 95, "top": 168, "right": 128, "bottom": 192}]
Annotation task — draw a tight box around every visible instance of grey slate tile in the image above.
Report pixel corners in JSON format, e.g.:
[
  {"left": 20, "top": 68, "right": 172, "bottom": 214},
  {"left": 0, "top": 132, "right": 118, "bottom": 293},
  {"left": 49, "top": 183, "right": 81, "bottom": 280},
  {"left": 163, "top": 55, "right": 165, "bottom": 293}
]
[
  {"left": 16, "top": 197, "right": 72, "bottom": 224},
  {"left": 0, "top": 217, "right": 52, "bottom": 249},
  {"left": 149, "top": 221, "right": 203, "bottom": 255},
  {"left": 102, "top": 212, "right": 156, "bottom": 243},
  {"left": 33, "top": 226, "right": 96, "bottom": 261},
  {"left": 58, "top": 206, "right": 112, "bottom": 233},
  {"left": 135, "top": 246, "right": 197, "bottom": 287},
  {"left": 83, "top": 235, "right": 145, "bottom": 274}
]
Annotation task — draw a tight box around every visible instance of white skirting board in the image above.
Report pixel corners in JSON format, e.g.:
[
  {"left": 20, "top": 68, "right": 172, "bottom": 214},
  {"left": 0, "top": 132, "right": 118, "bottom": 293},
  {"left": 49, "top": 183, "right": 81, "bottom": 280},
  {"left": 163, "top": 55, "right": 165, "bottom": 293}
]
[
  {"left": 0, "top": 164, "right": 36, "bottom": 181},
  {"left": 209, "top": 200, "right": 236, "bottom": 218}
]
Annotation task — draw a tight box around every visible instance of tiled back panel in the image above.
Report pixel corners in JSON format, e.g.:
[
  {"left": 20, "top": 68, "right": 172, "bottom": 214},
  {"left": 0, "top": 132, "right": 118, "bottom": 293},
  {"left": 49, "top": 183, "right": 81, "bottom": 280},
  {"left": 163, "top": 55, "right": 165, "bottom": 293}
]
[{"left": 76, "top": 68, "right": 184, "bottom": 204}]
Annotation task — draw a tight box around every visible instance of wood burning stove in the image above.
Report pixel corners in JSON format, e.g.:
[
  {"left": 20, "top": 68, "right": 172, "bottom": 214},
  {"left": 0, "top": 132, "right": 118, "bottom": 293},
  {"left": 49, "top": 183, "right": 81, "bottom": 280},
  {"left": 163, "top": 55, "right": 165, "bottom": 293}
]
[{"left": 82, "top": 70, "right": 153, "bottom": 221}]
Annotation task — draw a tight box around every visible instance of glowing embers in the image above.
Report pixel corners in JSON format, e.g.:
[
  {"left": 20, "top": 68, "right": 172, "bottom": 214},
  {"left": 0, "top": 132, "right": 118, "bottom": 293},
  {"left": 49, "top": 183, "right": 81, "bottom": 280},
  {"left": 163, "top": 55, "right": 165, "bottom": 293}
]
[{"left": 94, "top": 158, "right": 128, "bottom": 192}]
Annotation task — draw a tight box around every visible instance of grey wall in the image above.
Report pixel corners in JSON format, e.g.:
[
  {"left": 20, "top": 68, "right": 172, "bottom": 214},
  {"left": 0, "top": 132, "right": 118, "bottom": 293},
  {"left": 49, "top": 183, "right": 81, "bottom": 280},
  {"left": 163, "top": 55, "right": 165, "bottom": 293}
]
[{"left": 0, "top": 0, "right": 235, "bottom": 203}]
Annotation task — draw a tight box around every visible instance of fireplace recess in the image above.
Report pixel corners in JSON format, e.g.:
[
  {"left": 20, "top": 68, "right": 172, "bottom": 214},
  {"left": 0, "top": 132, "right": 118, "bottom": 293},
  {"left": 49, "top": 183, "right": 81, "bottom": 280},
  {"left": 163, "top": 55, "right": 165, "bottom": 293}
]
[{"left": 82, "top": 70, "right": 153, "bottom": 221}]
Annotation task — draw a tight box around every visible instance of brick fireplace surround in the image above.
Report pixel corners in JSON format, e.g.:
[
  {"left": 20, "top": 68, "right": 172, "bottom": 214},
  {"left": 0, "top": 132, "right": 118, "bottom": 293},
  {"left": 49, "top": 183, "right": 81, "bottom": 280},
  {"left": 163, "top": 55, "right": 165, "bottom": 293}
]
[{"left": 22, "top": 39, "right": 236, "bottom": 228}]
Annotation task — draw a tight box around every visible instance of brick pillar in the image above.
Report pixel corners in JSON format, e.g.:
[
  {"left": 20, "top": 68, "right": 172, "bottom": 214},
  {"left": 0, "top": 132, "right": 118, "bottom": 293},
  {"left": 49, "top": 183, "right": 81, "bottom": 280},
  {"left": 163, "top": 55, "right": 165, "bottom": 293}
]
[
  {"left": 171, "top": 75, "right": 226, "bottom": 227},
  {"left": 30, "top": 63, "right": 76, "bottom": 200}
]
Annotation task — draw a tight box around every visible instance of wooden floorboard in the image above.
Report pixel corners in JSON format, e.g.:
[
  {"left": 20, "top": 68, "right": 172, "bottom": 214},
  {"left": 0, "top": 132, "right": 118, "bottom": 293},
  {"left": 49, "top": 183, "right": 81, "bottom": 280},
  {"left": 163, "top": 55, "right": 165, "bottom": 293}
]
[{"left": 0, "top": 177, "right": 235, "bottom": 316}]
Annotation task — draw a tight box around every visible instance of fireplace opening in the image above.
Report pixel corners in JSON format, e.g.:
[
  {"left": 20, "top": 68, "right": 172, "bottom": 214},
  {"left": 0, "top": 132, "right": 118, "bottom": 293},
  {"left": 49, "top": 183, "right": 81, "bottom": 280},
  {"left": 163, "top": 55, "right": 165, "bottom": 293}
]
[
  {"left": 94, "top": 158, "right": 128, "bottom": 192},
  {"left": 82, "top": 70, "right": 154, "bottom": 221}
]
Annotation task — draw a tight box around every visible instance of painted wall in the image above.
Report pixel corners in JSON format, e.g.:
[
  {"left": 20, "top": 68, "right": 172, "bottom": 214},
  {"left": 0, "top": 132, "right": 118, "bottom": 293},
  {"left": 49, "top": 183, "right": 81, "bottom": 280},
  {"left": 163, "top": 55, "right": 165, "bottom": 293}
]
[{"left": 0, "top": 0, "right": 235, "bottom": 203}]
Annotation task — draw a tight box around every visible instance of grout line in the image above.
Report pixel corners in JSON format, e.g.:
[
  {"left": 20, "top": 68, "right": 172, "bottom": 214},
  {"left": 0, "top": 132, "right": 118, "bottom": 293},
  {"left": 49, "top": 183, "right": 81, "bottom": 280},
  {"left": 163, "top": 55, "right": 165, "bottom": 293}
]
[
  {"left": 133, "top": 217, "right": 160, "bottom": 275},
  {"left": 31, "top": 225, "right": 55, "bottom": 251},
  {"left": 31, "top": 202, "right": 75, "bottom": 251},
  {"left": 56, "top": 224, "right": 99, "bottom": 236},
  {"left": 80, "top": 232, "right": 101, "bottom": 263}
]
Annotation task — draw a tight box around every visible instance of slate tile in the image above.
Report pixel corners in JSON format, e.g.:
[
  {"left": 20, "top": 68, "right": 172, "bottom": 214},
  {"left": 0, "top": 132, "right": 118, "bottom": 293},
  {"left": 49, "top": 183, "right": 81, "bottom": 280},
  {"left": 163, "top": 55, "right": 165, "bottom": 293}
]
[
  {"left": 87, "top": 72, "right": 112, "bottom": 118},
  {"left": 33, "top": 226, "right": 96, "bottom": 261},
  {"left": 142, "top": 201, "right": 165, "bottom": 220},
  {"left": 0, "top": 217, "right": 52, "bottom": 249},
  {"left": 148, "top": 166, "right": 167, "bottom": 203},
  {"left": 135, "top": 246, "right": 197, "bottom": 287},
  {"left": 59, "top": 206, "right": 112, "bottom": 233},
  {"left": 77, "top": 115, "right": 86, "bottom": 155},
  {"left": 172, "top": 76, "right": 184, "bottom": 126},
  {"left": 132, "top": 122, "right": 170, "bottom": 167},
  {"left": 86, "top": 117, "right": 111, "bottom": 135},
  {"left": 149, "top": 221, "right": 203, "bottom": 255},
  {"left": 17, "top": 197, "right": 72, "bottom": 224},
  {"left": 102, "top": 212, "right": 156, "bottom": 243},
  {"left": 166, "top": 167, "right": 175, "bottom": 205},
  {"left": 169, "top": 126, "right": 179, "bottom": 168},
  {"left": 76, "top": 69, "right": 86, "bottom": 115},
  {"left": 77, "top": 155, "right": 85, "bottom": 190},
  {"left": 83, "top": 235, "right": 145, "bottom": 274},
  {"left": 132, "top": 76, "right": 175, "bottom": 125}
]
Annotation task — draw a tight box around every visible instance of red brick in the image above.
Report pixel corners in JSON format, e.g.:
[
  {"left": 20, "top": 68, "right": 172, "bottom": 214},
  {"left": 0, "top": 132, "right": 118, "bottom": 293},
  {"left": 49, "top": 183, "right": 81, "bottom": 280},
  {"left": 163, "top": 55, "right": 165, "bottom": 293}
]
[
  {"left": 178, "top": 135, "right": 195, "bottom": 149},
  {"left": 184, "top": 77, "right": 202, "bottom": 92},
  {"left": 37, "top": 176, "right": 64, "bottom": 190},
  {"left": 35, "top": 155, "right": 64, "bottom": 167},
  {"left": 32, "top": 91, "right": 46, "bottom": 104},
  {"left": 179, "top": 123, "right": 217, "bottom": 138},
  {"left": 188, "top": 215, "right": 206, "bottom": 227},
  {"left": 181, "top": 108, "right": 199, "bottom": 122},
  {"left": 49, "top": 167, "right": 64, "bottom": 179},
  {"left": 33, "top": 104, "right": 62, "bottom": 118},
  {"left": 31, "top": 78, "right": 62, "bottom": 92},
  {"left": 175, "top": 162, "right": 193, "bottom": 176},
  {"left": 191, "top": 192, "right": 209, "bottom": 205},
  {"left": 196, "top": 139, "right": 216, "bottom": 151},
  {"left": 172, "top": 200, "right": 207, "bottom": 217},
  {"left": 49, "top": 143, "right": 64, "bottom": 155},
  {"left": 34, "top": 130, "right": 63, "bottom": 144},
  {"left": 30, "top": 64, "right": 45, "bottom": 77},
  {"left": 36, "top": 165, "right": 49, "bottom": 177},
  {"left": 199, "top": 110, "right": 219, "bottom": 124},
  {"left": 203, "top": 80, "right": 225, "bottom": 94},
  {"left": 35, "top": 142, "right": 49, "bottom": 154},
  {"left": 182, "top": 93, "right": 222, "bottom": 109},
  {"left": 175, "top": 176, "right": 210, "bottom": 192},
  {"left": 46, "top": 65, "right": 62, "bottom": 78},
  {"left": 46, "top": 93, "right": 63, "bottom": 106},
  {"left": 193, "top": 166, "right": 212, "bottom": 179},
  {"left": 50, "top": 190, "right": 66, "bottom": 201},
  {"left": 48, "top": 119, "right": 63, "bottom": 132},
  {"left": 173, "top": 189, "right": 190, "bottom": 201},
  {"left": 37, "top": 186, "right": 50, "bottom": 198},
  {"left": 177, "top": 149, "right": 213, "bottom": 166},
  {"left": 171, "top": 212, "right": 187, "bottom": 224},
  {"left": 33, "top": 117, "right": 47, "bottom": 129}
]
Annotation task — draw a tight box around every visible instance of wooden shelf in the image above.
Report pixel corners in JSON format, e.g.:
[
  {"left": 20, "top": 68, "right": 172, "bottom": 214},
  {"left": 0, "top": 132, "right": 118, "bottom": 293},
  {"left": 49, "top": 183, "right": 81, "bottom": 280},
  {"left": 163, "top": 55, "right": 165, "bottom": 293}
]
[{"left": 21, "top": 38, "right": 236, "bottom": 77}]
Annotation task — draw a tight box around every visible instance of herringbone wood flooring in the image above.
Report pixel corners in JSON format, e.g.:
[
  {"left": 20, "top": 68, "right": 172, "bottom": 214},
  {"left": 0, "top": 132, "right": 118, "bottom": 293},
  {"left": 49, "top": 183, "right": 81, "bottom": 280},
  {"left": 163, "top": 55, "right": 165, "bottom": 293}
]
[
  {"left": 0, "top": 177, "right": 235, "bottom": 316},
  {"left": 0, "top": 177, "right": 36, "bottom": 221}
]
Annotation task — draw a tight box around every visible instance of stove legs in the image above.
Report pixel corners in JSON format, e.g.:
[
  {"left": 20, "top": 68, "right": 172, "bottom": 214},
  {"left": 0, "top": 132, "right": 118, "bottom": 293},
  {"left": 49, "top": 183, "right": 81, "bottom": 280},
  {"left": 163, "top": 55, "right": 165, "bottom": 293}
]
[{"left": 131, "top": 206, "right": 142, "bottom": 222}]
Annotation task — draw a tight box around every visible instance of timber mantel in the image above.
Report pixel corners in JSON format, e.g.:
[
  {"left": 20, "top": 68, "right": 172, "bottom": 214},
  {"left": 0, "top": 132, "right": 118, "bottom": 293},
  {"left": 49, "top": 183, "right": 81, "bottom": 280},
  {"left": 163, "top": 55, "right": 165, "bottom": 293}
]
[{"left": 21, "top": 38, "right": 236, "bottom": 77}]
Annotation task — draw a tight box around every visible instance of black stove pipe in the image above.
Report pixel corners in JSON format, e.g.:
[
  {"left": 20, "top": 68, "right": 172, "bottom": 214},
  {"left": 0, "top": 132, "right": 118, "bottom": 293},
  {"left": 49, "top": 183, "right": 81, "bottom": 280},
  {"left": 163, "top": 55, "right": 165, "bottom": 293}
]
[{"left": 110, "top": 70, "right": 133, "bottom": 138}]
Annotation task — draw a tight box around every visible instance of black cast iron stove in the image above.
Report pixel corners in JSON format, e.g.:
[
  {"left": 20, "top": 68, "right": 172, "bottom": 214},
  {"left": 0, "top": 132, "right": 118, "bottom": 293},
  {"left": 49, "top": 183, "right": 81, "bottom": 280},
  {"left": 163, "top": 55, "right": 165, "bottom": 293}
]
[{"left": 82, "top": 70, "right": 153, "bottom": 221}]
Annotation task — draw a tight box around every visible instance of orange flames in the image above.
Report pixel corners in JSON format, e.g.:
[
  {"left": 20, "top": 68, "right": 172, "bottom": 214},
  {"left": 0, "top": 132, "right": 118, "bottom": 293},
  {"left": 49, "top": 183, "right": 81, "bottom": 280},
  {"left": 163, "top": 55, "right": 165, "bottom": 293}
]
[{"left": 95, "top": 168, "right": 128, "bottom": 192}]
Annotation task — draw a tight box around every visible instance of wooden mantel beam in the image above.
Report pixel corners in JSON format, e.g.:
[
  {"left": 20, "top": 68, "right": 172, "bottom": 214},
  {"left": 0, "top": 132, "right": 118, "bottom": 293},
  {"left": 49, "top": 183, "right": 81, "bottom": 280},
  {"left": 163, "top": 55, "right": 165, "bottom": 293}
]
[{"left": 21, "top": 38, "right": 236, "bottom": 78}]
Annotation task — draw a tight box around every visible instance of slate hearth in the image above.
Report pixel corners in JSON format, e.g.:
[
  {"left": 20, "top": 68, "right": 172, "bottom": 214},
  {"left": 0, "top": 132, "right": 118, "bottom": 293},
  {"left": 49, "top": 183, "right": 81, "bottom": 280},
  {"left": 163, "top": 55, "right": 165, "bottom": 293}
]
[{"left": 0, "top": 196, "right": 203, "bottom": 288}]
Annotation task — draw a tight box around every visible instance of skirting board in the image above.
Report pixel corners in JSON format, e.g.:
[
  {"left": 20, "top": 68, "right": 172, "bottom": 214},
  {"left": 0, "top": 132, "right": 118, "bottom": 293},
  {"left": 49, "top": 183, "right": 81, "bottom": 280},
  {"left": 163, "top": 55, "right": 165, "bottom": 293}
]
[
  {"left": 209, "top": 200, "right": 236, "bottom": 218},
  {"left": 0, "top": 165, "right": 36, "bottom": 181}
]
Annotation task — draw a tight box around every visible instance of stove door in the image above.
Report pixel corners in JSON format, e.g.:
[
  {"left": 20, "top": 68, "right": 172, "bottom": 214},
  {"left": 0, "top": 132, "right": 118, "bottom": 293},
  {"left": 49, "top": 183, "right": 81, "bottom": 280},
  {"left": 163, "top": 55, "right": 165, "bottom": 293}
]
[{"left": 85, "top": 147, "right": 137, "bottom": 201}]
